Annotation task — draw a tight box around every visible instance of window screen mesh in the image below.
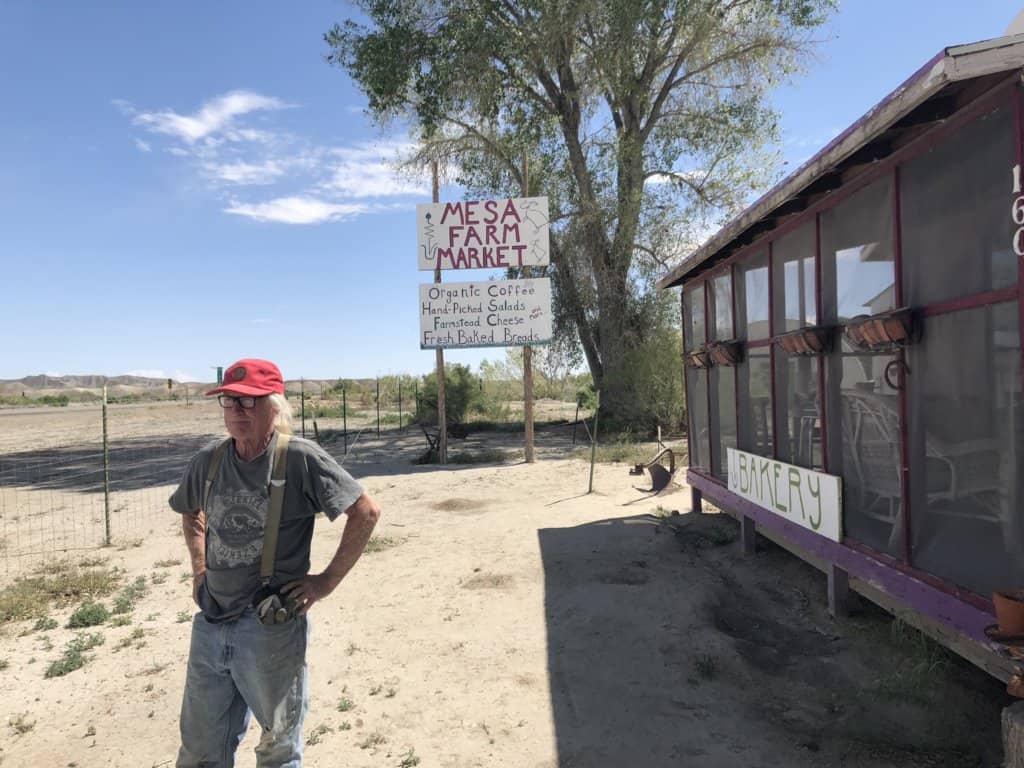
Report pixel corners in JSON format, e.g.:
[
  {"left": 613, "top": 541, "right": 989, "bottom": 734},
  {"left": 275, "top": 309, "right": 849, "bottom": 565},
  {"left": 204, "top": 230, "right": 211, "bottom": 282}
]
[
  {"left": 735, "top": 250, "right": 769, "bottom": 340},
  {"left": 774, "top": 354, "right": 820, "bottom": 469},
  {"left": 772, "top": 223, "right": 816, "bottom": 332},
  {"left": 737, "top": 347, "right": 773, "bottom": 457},
  {"left": 684, "top": 285, "right": 705, "bottom": 352},
  {"left": 824, "top": 343, "right": 901, "bottom": 555},
  {"left": 907, "top": 302, "right": 1024, "bottom": 596},
  {"left": 687, "top": 367, "right": 709, "bottom": 470},
  {"left": 709, "top": 273, "right": 734, "bottom": 341},
  {"left": 820, "top": 178, "right": 894, "bottom": 325},
  {"left": 709, "top": 367, "right": 737, "bottom": 480},
  {"left": 901, "top": 103, "right": 1015, "bottom": 306}
]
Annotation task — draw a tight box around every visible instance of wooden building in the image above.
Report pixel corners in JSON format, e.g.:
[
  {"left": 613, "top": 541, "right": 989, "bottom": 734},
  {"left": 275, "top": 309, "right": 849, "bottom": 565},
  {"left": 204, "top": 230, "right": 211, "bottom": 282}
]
[{"left": 657, "top": 33, "right": 1024, "bottom": 680}]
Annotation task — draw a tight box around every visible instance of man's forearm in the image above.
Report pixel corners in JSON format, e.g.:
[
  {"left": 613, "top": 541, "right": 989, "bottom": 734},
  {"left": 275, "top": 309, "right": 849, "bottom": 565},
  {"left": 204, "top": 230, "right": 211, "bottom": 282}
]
[
  {"left": 182, "top": 510, "right": 206, "bottom": 577},
  {"left": 322, "top": 493, "right": 381, "bottom": 586}
]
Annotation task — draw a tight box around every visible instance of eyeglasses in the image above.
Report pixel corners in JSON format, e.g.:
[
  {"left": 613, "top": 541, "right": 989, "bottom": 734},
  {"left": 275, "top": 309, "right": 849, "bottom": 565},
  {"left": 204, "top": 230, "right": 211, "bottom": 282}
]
[{"left": 217, "top": 394, "right": 266, "bottom": 409}]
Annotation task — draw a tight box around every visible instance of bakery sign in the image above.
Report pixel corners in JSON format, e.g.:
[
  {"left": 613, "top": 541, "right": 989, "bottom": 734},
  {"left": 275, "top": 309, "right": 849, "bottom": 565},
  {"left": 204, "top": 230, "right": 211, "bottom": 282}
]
[{"left": 726, "top": 448, "right": 843, "bottom": 542}]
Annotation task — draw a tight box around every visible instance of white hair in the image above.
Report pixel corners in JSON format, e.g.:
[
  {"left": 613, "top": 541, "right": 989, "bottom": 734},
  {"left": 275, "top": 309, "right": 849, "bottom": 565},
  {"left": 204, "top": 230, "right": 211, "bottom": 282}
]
[{"left": 268, "top": 393, "right": 294, "bottom": 435}]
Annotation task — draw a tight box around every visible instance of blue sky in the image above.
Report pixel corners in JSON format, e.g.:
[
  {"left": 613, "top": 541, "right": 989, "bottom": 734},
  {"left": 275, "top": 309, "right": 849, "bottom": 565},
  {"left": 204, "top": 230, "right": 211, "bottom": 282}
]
[{"left": 1, "top": 1, "right": 1021, "bottom": 383}]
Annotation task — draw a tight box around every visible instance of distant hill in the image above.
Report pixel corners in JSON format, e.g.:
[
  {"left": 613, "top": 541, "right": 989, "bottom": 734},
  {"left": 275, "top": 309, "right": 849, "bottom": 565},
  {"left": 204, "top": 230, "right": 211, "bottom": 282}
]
[{"left": 0, "top": 374, "right": 388, "bottom": 400}]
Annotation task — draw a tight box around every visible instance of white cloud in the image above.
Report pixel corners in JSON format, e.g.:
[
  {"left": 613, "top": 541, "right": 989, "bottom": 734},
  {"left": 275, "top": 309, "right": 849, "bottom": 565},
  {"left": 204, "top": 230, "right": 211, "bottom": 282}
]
[
  {"left": 323, "top": 160, "right": 427, "bottom": 198},
  {"left": 130, "top": 90, "right": 289, "bottom": 144},
  {"left": 225, "top": 196, "right": 369, "bottom": 224},
  {"left": 321, "top": 141, "right": 427, "bottom": 198},
  {"left": 119, "top": 92, "right": 426, "bottom": 224},
  {"left": 205, "top": 160, "right": 285, "bottom": 185}
]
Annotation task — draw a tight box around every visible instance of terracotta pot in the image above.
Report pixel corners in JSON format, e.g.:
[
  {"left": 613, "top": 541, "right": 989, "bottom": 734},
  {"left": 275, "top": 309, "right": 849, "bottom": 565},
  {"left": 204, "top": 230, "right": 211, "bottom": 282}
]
[{"left": 993, "top": 589, "right": 1024, "bottom": 636}]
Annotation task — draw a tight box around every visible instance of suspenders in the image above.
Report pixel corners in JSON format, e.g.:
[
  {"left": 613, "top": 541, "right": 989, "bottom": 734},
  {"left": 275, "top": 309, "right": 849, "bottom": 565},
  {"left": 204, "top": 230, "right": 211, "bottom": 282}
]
[{"left": 202, "top": 432, "right": 291, "bottom": 584}]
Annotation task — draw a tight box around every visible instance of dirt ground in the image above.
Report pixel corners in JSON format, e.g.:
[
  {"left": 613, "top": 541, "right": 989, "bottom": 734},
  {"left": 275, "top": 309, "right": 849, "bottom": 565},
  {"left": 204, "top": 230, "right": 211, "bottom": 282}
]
[{"left": 0, "top": 401, "right": 1014, "bottom": 767}]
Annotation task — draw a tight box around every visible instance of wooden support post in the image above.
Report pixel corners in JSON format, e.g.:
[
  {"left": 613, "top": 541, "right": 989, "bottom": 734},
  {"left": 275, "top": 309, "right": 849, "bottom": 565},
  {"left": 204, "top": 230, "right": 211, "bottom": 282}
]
[
  {"left": 521, "top": 155, "right": 535, "bottom": 463},
  {"left": 827, "top": 563, "right": 849, "bottom": 618},
  {"left": 690, "top": 485, "right": 703, "bottom": 514},
  {"left": 740, "top": 515, "right": 756, "bottom": 556},
  {"left": 432, "top": 160, "right": 447, "bottom": 464},
  {"left": 1003, "top": 701, "right": 1024, "bottom": 768}
]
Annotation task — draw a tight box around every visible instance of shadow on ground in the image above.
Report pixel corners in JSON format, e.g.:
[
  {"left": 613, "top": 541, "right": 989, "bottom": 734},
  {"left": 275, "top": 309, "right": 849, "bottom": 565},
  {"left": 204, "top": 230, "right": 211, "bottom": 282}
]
[
  {"left": 0, "top": 434, "right": 221, "bottom": 493},
  {"left": 0, "top": 422, "right": 588, "bottom": 493},
  {"left": 538, "top": 511, "right": 1009, "bottom": 768}
]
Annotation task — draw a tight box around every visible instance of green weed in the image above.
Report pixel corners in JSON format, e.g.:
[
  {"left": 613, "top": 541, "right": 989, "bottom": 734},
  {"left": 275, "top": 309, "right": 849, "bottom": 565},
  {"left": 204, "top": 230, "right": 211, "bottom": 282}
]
[
  {"left": 67, "top": 599, "right": 110, "bottom": 628},
  {"left": 45, "top": 632, "right": 104, "bottom": 678},
  {"left": 112, "top": 576, "right": 148, "bottom": 614},
  {"left": 0, "top": 567, "right": 120, "bottom": 624}
]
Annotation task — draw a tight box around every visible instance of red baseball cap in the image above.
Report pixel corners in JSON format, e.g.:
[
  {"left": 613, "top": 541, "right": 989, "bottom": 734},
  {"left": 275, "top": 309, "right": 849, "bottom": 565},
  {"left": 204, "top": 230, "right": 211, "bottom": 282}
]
[{"left": 206, "top": 358, "right": 285, "bottom": 397}]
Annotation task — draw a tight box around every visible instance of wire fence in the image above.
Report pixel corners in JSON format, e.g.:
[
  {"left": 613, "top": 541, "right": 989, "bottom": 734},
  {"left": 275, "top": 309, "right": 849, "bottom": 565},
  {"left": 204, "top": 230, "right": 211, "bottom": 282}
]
[
  {"left": 0, "top": 381, "right": 432, "bottom": 579},
  {"left": 0, "top": 379, "right": 600, "bottom": 579}
]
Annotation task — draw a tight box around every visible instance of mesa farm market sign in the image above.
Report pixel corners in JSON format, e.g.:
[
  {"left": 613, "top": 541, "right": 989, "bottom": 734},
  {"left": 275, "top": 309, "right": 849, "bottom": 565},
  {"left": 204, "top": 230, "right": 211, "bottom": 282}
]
[
  {"left": 417, "top": 197, "right": 550, "bottom": 271},
  {"left": 419, "top": 278, "right": 552, "bottom": 349}
]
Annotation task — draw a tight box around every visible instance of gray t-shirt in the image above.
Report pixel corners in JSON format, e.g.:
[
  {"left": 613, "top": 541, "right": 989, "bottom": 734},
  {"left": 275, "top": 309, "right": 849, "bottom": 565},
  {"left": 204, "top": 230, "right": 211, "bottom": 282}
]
[{"left": 169, "top": 432, "right": 364, "bottom": 622}]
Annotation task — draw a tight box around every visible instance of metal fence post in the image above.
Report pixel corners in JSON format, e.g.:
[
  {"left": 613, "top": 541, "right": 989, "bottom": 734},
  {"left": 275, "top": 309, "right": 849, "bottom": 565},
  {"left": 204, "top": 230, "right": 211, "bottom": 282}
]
[
  {"left": 102, "top": 385, "right": 111, "bottom": 546},
  {"left": 588, "top": 390, "right": 601, "bottom": 494},
  {"left": 376, "top": 377, "right": 381, "bottom": 438},
  {"left": 399, "top": 379, "right": 403, "bottom": 432},
  {"left": 343, "top": 387, "right": 348, "bottom": 455},
  {"left": 301, "top": 378, "right": 306, "bottom": 438}
]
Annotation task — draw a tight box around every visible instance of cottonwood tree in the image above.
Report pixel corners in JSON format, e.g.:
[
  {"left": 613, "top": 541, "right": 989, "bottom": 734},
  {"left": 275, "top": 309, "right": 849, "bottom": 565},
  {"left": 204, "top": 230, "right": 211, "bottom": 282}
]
[{"left": 327, "top": 0, "right": 834, "bottom": 430}]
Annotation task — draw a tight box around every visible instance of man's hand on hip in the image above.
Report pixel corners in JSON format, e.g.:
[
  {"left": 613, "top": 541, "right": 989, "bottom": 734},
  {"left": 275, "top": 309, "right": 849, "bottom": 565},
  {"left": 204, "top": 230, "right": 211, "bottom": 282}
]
[{"left": 281, "top": 573, "right": 341, "bottom": 616}]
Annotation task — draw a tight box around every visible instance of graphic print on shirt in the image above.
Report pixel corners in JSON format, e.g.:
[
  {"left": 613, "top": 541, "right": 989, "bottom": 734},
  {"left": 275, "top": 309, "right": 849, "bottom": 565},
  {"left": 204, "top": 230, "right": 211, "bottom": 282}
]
[{"left": 207, "top": 491, "right": 267, "bottom": 568}]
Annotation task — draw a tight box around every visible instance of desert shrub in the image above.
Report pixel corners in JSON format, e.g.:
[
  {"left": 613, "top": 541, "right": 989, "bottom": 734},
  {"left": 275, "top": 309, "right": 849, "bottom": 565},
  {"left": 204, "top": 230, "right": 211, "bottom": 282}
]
[
  {"left": 599, "top": 324, "right": 686, "bottom": 436},
  {"left": 0, "top": 567, "right": 120, "bottom": 624},
  {"left": 67, "top": 599, "right": 109, "bottom": 628},
  {"left": 418, "top": 364, "right": 484, "bottom": 425}
]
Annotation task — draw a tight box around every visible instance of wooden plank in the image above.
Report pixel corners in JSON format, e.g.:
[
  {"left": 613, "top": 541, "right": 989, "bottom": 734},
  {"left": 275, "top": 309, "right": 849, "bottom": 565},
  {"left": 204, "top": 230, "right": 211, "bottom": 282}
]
[
  {"left": 1003, "top": 701, "right": 1024, "bottom": 768},
  {"left": 740, "top": 515, "right": 756, "bottom": 556},
  {"left": 828, "top": 563, "right": 849, "bottom": 618}
]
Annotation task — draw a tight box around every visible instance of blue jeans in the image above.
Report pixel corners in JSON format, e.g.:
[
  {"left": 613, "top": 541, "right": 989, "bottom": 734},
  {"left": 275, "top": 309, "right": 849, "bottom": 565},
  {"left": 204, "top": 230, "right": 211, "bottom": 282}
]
[{"left": 176, "top": 608, "right": 309, "bottom": 768}]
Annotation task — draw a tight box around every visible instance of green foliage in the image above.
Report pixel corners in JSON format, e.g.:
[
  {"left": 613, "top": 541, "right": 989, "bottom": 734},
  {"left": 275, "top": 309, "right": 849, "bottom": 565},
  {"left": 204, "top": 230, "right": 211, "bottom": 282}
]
[
  {"left": 448, "top": 448, "right": 506, "bottom": 465},
  {"left": 67, "top": 599, "right": 110, "bottom": 628},
  {"left": 0, "top": 566, "right": 120, "bottom": 624},
  {"left": 329, "top": 0, "right": 835, "bottom": 432},
  {"left": 600, "top": 317, "right": 686, "bottom": 435},
  {"left": 0, "top": 393, "right": 70, "bottom": 407},
  {"left": 111, "top": 576, "right": 148, "bottom": 614},
  {"left": 45, "top": 632, "right": 104, "bottom": 678},
  {"left": 418, "top": 364, "right": 484, "bottom": 425}
]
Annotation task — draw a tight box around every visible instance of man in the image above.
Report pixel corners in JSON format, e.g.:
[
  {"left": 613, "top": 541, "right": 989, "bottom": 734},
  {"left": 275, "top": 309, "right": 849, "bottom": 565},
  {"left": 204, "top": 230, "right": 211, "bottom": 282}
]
[{"left": 169, "top": 358, "right": 380, "bottom": 767}]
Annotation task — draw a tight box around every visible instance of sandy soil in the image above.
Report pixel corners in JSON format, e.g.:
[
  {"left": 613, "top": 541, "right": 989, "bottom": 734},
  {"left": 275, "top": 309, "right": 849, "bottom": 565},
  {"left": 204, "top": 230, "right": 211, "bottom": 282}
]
[{"left": 0, "top": 403, "right": 1013, "bottom": 768}]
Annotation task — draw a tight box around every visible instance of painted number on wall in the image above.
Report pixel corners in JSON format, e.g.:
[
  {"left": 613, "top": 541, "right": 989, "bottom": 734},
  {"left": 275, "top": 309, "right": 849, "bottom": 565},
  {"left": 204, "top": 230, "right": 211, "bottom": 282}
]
[{"left": 1013, "top": 164, "right": 1024, "bottom": 256}]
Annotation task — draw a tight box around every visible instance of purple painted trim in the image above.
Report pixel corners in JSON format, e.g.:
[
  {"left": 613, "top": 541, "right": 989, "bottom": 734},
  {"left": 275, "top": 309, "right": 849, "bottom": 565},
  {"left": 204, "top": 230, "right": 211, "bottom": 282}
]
[
  {"left": 704, "top": 281, "right": 713, "bottom": 471},
  {"left": 919, "top": 287, "right": 1018, "bottom": 317},
  {"left": 893, "top": 166, "right": 912, "bottom": 564},
  {"left": 731, "top": 263, "right": 741, "bottom": 453},
  {"left": 1015, "top": 85, "right": 1024, "bottom": 392},
  {"left": 768, "top": 242, "right": 779, "bottom": 460},
  {"left": 686, "top": 470, "right": 997, "bottom": 646},
  {"left": 814, "top": 214, "right": 827, "bottom": 472}
]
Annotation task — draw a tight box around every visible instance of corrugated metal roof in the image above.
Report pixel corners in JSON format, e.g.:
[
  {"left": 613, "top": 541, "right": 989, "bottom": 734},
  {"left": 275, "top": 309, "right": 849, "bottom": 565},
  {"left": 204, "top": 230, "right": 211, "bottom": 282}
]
[{"left": 657, "top": 32, "right": 1024, "bottom": 290}]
